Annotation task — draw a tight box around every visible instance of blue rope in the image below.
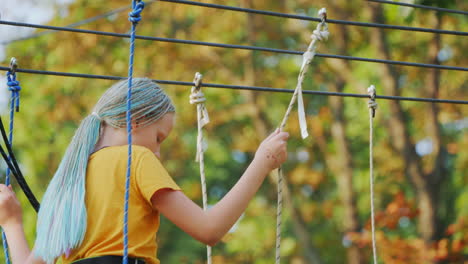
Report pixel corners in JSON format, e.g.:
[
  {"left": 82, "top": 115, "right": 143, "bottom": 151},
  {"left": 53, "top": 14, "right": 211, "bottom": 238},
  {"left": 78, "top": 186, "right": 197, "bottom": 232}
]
[
  {"left": 123, "top": 1, "right": 144, "bottom": 264},
  {"left": 1, "top": 71, "right": 21, "bottom": 264}
]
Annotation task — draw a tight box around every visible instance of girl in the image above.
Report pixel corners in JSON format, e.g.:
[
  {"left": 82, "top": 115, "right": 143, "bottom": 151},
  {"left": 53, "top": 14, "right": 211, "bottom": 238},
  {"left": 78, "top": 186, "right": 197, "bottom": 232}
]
[{"left": 0, "top": 78, "right": 289, "bottom": 264}]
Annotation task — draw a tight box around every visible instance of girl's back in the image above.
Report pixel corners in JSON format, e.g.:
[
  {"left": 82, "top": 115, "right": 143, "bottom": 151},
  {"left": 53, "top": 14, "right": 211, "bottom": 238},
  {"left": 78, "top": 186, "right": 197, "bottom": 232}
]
[{"left": 64, "top": 145, "right": 179, "bottom": 264}]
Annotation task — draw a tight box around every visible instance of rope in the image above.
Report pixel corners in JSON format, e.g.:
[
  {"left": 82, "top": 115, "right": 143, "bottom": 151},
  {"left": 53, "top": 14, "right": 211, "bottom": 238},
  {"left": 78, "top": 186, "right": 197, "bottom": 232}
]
[
  {"left": 275, "top": 9, "right": 329, "bottom": 264},
  {"left": 157, "top": 0, "right": 467, "bottom": 36},
  {"left": 1, "top": 57, "right": 19, "bottom": 264},
  {"left": 367, "top": 0, "right": 468, "bottom": 16},
  {"left": 189, "top": 72, "right": 212, "bottom": 264},
  {"left": 367, "top": 85, "right": 378, "bottom": 264},
  {"left": 123, "top": 1, "right": 145, "bottom": 264},
  {"left": 1, "top": 21, "right": 467, "bottom": 71},
  {"left": 0, "top": 67, "right": 466, "bottom": 104},
  {"left": 0, "top": 116, "right": 40, "bottom": 212}
]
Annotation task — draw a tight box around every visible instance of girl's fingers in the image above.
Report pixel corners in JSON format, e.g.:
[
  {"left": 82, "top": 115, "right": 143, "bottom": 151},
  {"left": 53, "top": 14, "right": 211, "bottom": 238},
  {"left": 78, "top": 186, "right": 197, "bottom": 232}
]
[
  {"left": 264, "top": 128, "right": 280, "bottom": 142},
  {"left": 0, "top": 184, "right": 9, "bottom": 192},
  {"left": 271, "top": 131, "right": 289, "bottom": 143}
]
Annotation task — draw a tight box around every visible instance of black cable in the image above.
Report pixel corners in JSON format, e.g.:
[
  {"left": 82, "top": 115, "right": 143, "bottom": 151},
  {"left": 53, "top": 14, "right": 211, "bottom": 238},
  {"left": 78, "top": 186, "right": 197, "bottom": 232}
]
[
  {"left": 157, "top": 0, "right": 468, "bottom": 36},
  {"left": 1, "top": 0, "right": 157, "bottom": 45},
  {"left": 0, "top": 117, "right": 40, "bottom": 212},
  {"left": 367, "top": 0, "right": 468, "bottom": 16},
  {"left": 0, "top": 20, "right": 466, "bottom": 72},
  {"left": 0, "top": 66, "right": 466, "bottom": 105}
]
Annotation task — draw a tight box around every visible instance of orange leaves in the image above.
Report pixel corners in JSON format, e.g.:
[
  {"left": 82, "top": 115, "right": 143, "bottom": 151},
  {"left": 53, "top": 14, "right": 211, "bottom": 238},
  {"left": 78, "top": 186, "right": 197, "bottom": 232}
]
[{"left": 365, "top": 191, "right": 418, "bottom": 230}]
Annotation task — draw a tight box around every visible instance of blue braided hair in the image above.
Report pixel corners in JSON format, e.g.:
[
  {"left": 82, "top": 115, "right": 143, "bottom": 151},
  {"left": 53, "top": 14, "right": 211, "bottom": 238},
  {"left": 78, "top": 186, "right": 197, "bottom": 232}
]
[{"left": 34, "top": 78, "right": 175, "bottom": 263}]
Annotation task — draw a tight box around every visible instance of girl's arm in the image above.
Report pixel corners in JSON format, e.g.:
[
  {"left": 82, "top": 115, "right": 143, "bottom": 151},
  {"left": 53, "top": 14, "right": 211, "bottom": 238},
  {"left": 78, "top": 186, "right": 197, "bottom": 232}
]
[
  {"left": 152, "top": 130, "right": 289, "bottom": 246},
  {"left": 0, "top": 184, "right": 46, "bottom": 264}
]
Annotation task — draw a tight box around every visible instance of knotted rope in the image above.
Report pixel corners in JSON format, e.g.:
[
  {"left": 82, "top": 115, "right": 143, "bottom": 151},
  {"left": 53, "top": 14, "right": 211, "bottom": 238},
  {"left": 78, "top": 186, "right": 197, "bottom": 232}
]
[
  {"left": 367, "top": 85, "right": 378, "bottom": 264},
  {"left": 275, "top": 8, "right": 329, "bottom": 264},
  {"left": 189, "top": 72, "right": 212, "bottom": 264},
  {"left": 2, "top": 57, "right": 20, "bottom": 264},
  {"left": 123, "top": 1, "right": 145, "bottom": 264}
]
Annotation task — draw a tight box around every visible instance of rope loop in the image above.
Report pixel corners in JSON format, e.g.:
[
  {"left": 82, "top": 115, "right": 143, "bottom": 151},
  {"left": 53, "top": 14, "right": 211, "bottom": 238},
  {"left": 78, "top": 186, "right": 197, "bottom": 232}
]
[
  {"left": 128, "top": 0, "right": 145, "bottom": 24},
  {"left": 190, "top": 72, "right": 212, "bottom": 263},
  {"left": 368, "top": 84, "right": 378, "bottom": 118},
  {"left": 190, "top": 73, "right": 206, "bottom": 105},
  {"left": 7, "top": 79, "right": 21, "bottom": 92},
  {"left": 7, "top": 58, "right": 21, "bottom": 112},
  {"left": 189, "top": 72, "right": 210, "bottom": 131},
  {"left": 189, "top": 90, "right": 206, "bottom": 105},
  {"left": 311, "top": 8, "right": 329, "bottom": 42}
]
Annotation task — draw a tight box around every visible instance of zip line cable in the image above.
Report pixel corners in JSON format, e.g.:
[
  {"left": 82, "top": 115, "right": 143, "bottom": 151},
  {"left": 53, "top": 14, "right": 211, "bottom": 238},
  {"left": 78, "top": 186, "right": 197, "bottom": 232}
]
[
  {"left": 157, "top": 0, "right": 468, "bottom": 36},
  {"left": 367, "top": 0, "right": 468, "bottom": 16},
  {"left": 1, "top": 0, "right": 157, "bottom": 45},
  {"left": 0, "top": 66, "right": 466, "bottom": 105},
  {"left": 0, "top": 20, "right": 466, "bottom": 72}
]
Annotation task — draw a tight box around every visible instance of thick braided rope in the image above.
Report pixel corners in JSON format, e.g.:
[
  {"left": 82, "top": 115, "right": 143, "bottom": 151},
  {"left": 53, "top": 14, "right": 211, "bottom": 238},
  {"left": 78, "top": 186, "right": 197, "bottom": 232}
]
[
  {"left": 367, "top": 85, "right": 378, "bottom": 264},
  {"left": 275, "top": 8, "right": 328, "bottom": 264},
  {"left": 123, "top": 1, "right": 145, "bottom": 264},
  {"left": 189, "top": 72, "right": 212, "bottom": 264},
  {"left": 1, "top": 58, "right": 20, "bottom": 264}
]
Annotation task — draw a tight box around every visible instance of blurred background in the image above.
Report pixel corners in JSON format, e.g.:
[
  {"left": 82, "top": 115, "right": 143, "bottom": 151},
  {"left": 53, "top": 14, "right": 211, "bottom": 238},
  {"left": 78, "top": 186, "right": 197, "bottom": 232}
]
[{"left": 0, "top": 0, "right": 467, "bottom": 263}]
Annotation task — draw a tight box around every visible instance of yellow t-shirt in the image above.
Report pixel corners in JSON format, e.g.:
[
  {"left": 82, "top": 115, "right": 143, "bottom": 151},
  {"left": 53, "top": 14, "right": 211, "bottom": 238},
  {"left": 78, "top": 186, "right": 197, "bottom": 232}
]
[{"left": 63, "top": 145, "right": 180, "bottom": 264}]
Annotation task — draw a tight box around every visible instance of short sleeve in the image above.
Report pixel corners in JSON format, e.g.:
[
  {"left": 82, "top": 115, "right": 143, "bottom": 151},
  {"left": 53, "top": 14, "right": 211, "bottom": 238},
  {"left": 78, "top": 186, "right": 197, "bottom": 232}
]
[{"left": 135, "top": 149, "right": 181, "bottom": 204}]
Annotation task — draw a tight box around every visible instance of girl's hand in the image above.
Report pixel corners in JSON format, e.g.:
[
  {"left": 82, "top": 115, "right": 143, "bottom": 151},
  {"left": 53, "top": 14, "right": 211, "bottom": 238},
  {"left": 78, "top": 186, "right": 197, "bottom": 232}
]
[
  {"left": 254, "top": 129, "right": 289, "bottom": 171},
  {"left": 0, "top": 184, "right": 23, "bottom": 228}
]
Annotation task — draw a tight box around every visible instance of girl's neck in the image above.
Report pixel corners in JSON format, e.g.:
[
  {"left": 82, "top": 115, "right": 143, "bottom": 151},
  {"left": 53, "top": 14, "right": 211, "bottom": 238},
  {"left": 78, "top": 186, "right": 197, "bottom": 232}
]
[{"left": 93, "top": 123, "right": 128, "bottom": 152}]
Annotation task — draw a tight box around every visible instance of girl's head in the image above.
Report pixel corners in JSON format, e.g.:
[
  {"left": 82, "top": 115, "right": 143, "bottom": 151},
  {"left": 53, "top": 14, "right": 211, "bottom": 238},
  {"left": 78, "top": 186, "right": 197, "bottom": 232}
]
[
  {"left": 35, "top": 78, "right": 174, "bottom": 263},
  {"left": 93, "top": 77, "right": 175, "bottom": 129},
  {"left": 93, "top": 78, "right": 175, "bottom": 157}
]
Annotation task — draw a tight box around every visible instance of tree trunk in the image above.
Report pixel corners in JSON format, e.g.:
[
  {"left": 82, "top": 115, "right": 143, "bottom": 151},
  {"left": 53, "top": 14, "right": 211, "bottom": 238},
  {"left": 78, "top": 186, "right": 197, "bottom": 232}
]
[
  {"left": 368, "top": 3, "right": 442, "bottom": 248},
  {"left": 321, "top": 3, "right": 366, "bottom": 260}
]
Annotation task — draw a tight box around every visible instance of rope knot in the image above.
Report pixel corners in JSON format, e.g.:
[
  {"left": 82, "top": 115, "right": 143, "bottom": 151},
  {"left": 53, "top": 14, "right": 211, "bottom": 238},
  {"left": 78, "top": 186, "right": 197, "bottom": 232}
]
[
  {"left": 128, "top": 1, "right": 145, "bottom": 24},
  {"left": 367, "top": 85, "right": 377, "bottom": 118},
  {"left": 311, "top": 8, "right": 329, "bottom": 42},
  {"left": 190, "top": 72, "right": 206, "bottom": 105},
  {"left": 7, "top": 80, "right": 21, "bottom": 92},
  {"left": 190, "top": 72, "right": 210, "bottom": 162},
  {"left": 7, "top": 64, "right": 21, "bottom": 112},
  {"left": 189, "top": 90, "right": 206, "bottom": 105}
]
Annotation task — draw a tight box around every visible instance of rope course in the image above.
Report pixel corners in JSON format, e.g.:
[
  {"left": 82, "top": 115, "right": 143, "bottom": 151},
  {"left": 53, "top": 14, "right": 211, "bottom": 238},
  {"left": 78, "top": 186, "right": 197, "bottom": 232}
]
[
  {"left": 0, "top": 20, "right": 466, "bottom": 72},
  {"left": 157, "top": 0, "right": 468, "bottom": 36},
  {"left": 0, "top": 66, "right": 466, "bottom": 105},
  {"left": 367, "top": 85, "right": 379, "bottom": 264},
  {"left": 189, "top": 72, "right": 212, "bottom": 264},
  {"left": 122, "top": 0, "right": 145, "bottom": 263},
  {"left": 0, "top": 0, "right": 467, "bottom": 263},
  {"left": 367, "top": 0, "right": 468, "bottom": 16}
]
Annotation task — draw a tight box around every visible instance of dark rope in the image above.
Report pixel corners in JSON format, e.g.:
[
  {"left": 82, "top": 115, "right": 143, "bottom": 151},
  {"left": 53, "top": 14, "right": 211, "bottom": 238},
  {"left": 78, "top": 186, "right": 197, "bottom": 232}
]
[
  {"left": 367, "top": 0, "right": 468, "bottom": 16},
  {"left": 157, "top": 0, "right": 468, "bottom": 36},
  {"left": 0, "top": 117, "right": 40, "bottom": 212},
  {"left": 0, "top": 20, "right": 466, "bottom": 71},
  {"left": 0, "top": 66, "right": 466, "bottom": 104}
]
